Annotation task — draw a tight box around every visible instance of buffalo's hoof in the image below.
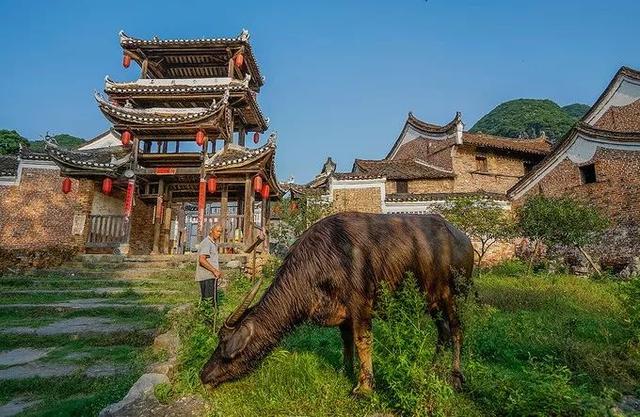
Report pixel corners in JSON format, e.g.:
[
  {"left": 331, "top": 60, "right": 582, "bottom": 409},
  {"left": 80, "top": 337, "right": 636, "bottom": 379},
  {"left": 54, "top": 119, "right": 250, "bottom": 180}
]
[
  {"left": 451, "top": 370, "right": 465, "bottom": 392},
  {"left": 351, "top": 383, "right": 373, "bottom": 397}
]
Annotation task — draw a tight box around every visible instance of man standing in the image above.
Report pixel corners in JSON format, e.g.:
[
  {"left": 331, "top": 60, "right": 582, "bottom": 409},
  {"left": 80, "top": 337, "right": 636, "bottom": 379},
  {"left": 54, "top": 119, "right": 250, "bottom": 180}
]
[{"left": 196, "top": 223, "right": 223, "bottom": 308}]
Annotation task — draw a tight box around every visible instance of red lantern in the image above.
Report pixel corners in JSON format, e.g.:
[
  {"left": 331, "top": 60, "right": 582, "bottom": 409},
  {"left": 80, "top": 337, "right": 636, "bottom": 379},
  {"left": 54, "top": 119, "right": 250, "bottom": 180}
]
[
  {"left": 121, "top": 130, "right": 132, "bottom": 146},
  {"left": 234, "top": 53, "right": 244, "bottom": 68},
  {"left": 123, "top": 54, "right": 131, "bottom": 68},
  {"left": 291, "top": 201, "right": 298, "bottom": 212},
  {"left": 196, "top": 130, "right": 206, "bottom": 146},
  {"left": 253, "top": 132, "right": 260, "bottom": 144},
  {"left": 207, "top": 177, "right": 217, "bottom": 193},
  {"left": 253, "top": 175, "right": 263, "bottom": 193},
  {"left": 102, "top": 177, "right": 113, "bottom": 195},
  {"left": 62, "top": 178, "right": 72, "bottom": 194},
  {"left": 260, "top": 183, "right": 270, "bottom": 200}
]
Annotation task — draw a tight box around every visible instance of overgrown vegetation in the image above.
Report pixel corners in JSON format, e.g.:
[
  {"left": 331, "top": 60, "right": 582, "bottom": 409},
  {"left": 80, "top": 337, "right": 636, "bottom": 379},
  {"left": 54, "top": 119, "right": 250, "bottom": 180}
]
[
  {"left": 0, "top": 129, "right": 85, "bottom": 155},
  {"left": 166, "top": 262, "right": 640, "bottom": 416},
  {"left": 470, "top": 99, "right": 588, "bottom": 142},
  {"left": 517, "top": 195, "right": 610, "bottom": 274},
  {"left": 271, "top": 195, "right": 332, "bottom": 248}
]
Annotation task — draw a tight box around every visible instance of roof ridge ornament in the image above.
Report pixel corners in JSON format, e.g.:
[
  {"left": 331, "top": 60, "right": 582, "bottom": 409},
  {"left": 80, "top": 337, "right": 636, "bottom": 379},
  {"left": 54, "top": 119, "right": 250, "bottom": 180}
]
[{"left": 239, "top": 29, "right": 250, "bottom": 42}]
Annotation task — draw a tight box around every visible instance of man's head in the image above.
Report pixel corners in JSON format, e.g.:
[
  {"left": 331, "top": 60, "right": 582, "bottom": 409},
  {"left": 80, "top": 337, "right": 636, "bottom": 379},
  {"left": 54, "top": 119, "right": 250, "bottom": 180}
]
[{"left": 209, "top": 224, "right": 223, "bottom": 241}]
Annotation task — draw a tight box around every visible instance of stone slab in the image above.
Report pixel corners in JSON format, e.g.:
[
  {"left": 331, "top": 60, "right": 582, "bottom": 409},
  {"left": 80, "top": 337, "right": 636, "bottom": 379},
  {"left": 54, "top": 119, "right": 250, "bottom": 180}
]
[
  {"left": 1, "top": 317, "right": 139, "bottom": 336},
  {"left": 86, "top": 363, "right": 128, "bottom": 378},
  {"left": 0, "top": 298, "right": 166, "bottom": 310},
  {"left": 0, "top": 398, "right": 41, "bottom": 417},
  {"left": 0, "top": 348, "right": 51, "bottom": 367},
  {"left": 2, "top": 288, "right": 179, "bottom": 295},
  {"left": 99, "top": 373, "right": 169, "bottom": 417},
  {"left": 0, "top": 362, "right": 78, "bottom": 380}
]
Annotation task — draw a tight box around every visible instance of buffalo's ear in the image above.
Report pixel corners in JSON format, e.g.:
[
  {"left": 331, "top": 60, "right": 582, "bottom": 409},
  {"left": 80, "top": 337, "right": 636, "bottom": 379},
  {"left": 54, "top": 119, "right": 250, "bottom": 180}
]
[{"left": 221, "top": 322, "right": 254, "bottom": 359}]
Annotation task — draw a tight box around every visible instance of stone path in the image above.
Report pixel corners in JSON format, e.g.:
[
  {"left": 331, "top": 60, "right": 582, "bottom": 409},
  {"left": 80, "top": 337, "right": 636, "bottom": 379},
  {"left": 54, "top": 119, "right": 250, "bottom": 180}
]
[
  {"left": 0, "top": 397, "right": 42, "bottom": 417},
  {"left": 1, "top": 317, "right": 139, "bottom": 336},
  {"left": 0, "top": 348, "right": 51, "bottom": 366},
  {"left": 0, "top": 362, "right": 79, "bottom": 380},
  {"left": 3, "top": 288, "right": 179, "bottom": 295},
  {"left": 0, "top": 298, "right": 166, "bottom": 310}
]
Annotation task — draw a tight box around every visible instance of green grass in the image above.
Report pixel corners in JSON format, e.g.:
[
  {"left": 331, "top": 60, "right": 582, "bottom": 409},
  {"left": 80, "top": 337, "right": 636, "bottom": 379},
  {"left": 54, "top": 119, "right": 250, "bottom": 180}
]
[{"left": 165, "top": 262, "right": 640, "bottom": 417}]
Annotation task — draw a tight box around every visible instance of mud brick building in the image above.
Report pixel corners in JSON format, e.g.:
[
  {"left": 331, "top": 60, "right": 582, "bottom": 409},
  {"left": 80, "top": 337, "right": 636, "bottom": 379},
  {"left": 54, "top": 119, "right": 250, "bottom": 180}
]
[
  {"left": 509, "top": 66, "right": 640, "bottom": 271},
  {"left": 291, "top": 111, "right": 550, "bottom": 214}
]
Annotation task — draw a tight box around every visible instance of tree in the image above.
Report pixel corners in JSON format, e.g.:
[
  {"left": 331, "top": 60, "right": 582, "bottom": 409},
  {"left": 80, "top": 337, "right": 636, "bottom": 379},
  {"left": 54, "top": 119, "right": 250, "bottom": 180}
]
[
  {"left": 517, "top": 195, "right": 610, "bottom": 274},
  {"left": 0, "top": 130, "right": 29, "bottom": 155},
  {"left": 434, "top": 196, "right": 516, "bottom": 271},
  {"left": 271, "top": 195, "right": 332, "bottom": 249}
]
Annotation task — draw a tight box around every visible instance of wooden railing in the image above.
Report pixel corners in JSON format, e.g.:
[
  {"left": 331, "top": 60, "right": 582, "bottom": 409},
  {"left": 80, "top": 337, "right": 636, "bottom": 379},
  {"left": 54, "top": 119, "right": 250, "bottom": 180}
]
[
  {"left": 203, "top": 214, "right": 245, "bottom": 250},
  {"left": 86, "top": 215, "right": 130, "bottom": 248}
]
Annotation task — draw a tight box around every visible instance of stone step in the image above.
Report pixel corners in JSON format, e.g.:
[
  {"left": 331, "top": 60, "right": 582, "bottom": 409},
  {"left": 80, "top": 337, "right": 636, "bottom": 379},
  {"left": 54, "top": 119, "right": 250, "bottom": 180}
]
[
  {"left": 0, "top": 317, "right": 144, "bottom": 336},
  {"left": 1, "top": 288, "right": 180, "bottom": 295},
  {"left": 0, "top": 299, "right": 168, "bottom": 310}
]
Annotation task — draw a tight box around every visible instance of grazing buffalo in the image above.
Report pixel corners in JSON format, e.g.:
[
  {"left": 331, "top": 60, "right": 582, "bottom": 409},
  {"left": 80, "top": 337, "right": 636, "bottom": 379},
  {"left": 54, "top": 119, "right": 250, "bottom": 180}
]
[{"left": 200, "top": 212, "right": 474, "bottom": 394}]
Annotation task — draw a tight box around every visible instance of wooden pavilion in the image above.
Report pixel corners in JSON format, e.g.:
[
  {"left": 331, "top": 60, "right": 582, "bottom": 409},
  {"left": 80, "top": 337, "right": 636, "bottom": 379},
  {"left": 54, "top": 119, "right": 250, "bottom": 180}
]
[{"left": 46, "top": 29, "right": 281, "bottom": 255}]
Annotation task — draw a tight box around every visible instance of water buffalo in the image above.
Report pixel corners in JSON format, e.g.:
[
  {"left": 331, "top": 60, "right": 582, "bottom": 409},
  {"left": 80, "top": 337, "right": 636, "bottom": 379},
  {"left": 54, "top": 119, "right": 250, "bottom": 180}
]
[{"left": 200, "top": 212, "right": 474, "bottom": 394}]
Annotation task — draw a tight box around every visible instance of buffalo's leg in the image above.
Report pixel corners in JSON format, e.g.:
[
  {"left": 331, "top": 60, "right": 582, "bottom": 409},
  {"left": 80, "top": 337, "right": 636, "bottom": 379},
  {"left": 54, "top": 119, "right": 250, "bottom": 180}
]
[
  {"left": 339, "top": 321, "right": 354, "bottom": 377},
  {"left": 428, "top": 303, "right": 451, "bottom": 356},
  {"left": 352, "top": 318, "right": 374, "bottom": 396},
  {"left": 444, "top": 299, "right": 464, "bottom": 391}
]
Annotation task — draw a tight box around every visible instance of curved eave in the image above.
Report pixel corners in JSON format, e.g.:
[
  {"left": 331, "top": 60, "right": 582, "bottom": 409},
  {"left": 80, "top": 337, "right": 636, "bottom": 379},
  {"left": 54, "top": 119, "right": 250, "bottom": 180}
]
[
  {"left": 119, "top": 30, "right": 263, "bottom": 88},
  {"left": 385, "top": 112, "right": 461, "bottom": 159},
  {"left": 95, "top": 92, "right": 227, "bottom": 127},
  {"left": 507, "top": 123, "right": 640, "bottom": 199},
  {"left": 582, "top": 66, "right": 640, "bottom": 124},
  {"left": 45, "top": 143, "right": 129, "bottom": 174}
]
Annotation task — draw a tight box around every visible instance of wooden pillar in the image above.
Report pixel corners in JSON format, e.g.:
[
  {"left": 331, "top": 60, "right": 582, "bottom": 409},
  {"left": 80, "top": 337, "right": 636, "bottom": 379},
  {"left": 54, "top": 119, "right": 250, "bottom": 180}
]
[
  {"left": 221, "top": 186, "right": 229, "bottom": 252},
  {"left": 243, "top": 176, "right": 254, "bottom": 247},
  {"left": 152, "top": 179, "right": 164, "bottom": 254},
  {"left": 141, "top": 59, "right": 149, "bottom": 78},
  {"left": 239, "top": 126, "right": 246, "bottom": 147}
]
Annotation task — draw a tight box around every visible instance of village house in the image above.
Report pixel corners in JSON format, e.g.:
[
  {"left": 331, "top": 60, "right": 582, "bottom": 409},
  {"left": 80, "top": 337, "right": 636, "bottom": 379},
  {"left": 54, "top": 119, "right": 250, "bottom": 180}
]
[
  {"left": 0, "top": 30, "right": 280, "bottom": 258},
  {"left": 509, "top": 66, "right": 640, "bottom": 273},
  {"left": 291, "top": 111, "right": 551, "bottom": 214}
]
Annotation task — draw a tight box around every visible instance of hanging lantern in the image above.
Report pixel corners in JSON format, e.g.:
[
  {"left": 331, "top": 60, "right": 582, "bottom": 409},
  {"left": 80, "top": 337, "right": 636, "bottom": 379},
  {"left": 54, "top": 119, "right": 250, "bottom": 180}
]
[
  {"left": 252, "top": 175, "right": 263, "bottom": 193},
  {"left": 62, "top": 178, "right": 72, "bottom": 194},
  {"left": 195, "top": 129, "right": 206, "bottom": 146},
  {"left": 123, "top": 54, "right": 131, "bottom": 68},
  {"left": 260, "top": 183, "right": 270, "bottom": 200},
  {"left": 207, "top": 176, "right": 217, "bottom": 193},
  {"left": 121, "top": 130, "right": 132, "bottom": 146},
  {"left": 102, "top": 177, "right": 113, "bottom": 195},
  {"left": 234, "top": 53, "right": 244, "bottom": 68},
  {"left": 253, "top": 132, "right": 260, "bottom": 144}
]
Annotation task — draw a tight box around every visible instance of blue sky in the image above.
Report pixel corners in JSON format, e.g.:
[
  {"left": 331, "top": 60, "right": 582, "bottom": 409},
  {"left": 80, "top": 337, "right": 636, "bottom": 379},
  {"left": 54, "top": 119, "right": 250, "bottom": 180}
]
[{"left": 0, "top": 0, "right": 638, "bottom": 182}]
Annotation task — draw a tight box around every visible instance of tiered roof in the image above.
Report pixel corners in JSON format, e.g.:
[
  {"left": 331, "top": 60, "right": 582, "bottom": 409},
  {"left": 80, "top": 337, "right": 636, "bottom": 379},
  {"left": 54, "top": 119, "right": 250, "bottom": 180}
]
[
  {"left": 119, "top": 30, "right": 263, "bottom": 90},
  {"left": 353, "top": 159, "right": 454, "bottom": 180}
]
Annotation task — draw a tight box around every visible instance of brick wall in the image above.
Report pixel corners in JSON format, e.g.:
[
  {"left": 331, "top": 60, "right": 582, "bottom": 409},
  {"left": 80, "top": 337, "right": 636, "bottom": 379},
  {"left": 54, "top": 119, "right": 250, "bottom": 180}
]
[
  {"left": 332, "top": 187, "right": 382, "bottom": 213},
  {"left": 129, "top": 196, "right": 154, "bottom": 255},
  {"left": 0, "top": 168, "right": 94, "bottom": 250},
  {"left": 451, "top": 146, "right": 526, "bottom": 194},
  {"left": 516, "top": 148, "right": 640, "bottom": 265},
  {"left": 408, "top": 178, "right": 455, "bottom": 193}
]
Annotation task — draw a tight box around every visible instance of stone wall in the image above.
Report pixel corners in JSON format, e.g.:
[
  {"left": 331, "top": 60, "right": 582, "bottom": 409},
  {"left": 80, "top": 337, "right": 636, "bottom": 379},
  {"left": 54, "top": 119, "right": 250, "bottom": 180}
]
[
  {"left": 451, "top": 146, "right": 526, "bottom": 194},
  {"left": 332, "top": 187, "right": 382, "bottom": 213},
  {"left": 0, "top": 168, "right": 94, "bottom": 250},
  {"left": 516, "top": 148, "right": 640, "bottom": 266}
]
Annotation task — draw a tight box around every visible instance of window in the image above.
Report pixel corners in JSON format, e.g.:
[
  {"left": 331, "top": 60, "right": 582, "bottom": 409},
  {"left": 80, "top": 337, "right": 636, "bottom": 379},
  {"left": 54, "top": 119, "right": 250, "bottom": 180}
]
[
  {"left": 475, "top": 155, "right": 488, "bottom": 172},
  {"left": 523, "top": 161, "right": 535, "bottom": 173},
  {"left": 580, "top": 164, "right": 597, "bottom": 184},
  {"left": 396, "top": 180, "right": 408, "bottom": 193}
]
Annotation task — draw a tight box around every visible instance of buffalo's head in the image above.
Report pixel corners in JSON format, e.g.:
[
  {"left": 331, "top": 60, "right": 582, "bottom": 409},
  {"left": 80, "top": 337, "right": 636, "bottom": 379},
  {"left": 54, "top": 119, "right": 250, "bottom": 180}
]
[{"left": 200, "top": 279, "right": 263, "bottom": 387}]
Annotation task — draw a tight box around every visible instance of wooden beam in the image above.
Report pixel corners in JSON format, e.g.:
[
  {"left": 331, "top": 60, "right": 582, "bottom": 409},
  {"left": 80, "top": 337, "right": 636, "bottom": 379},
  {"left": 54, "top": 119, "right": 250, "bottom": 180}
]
[
  {"left": 152, "top": 179, "right": 164, "bottom": 254},
  {"left": 243, "top": 176, "right": 254, "bottom": 247},
  {"left": 221, "top": 185, "right": 229, "bottom": 249}
]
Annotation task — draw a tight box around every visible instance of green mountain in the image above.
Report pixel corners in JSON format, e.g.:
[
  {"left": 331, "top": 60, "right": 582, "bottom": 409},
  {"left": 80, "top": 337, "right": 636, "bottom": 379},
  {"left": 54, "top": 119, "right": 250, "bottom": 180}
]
[
  {"left": 0, "top": 130, "right": 29, "bottom": 155},
  {"left": 29, "top": 134, "right": 85, "bottom": 152},
  {"left": 562, "top": 103, "right": 590, "bottom": 119},
  {"left": 470, "top": 99, "right": 590, "bottom": 142}
]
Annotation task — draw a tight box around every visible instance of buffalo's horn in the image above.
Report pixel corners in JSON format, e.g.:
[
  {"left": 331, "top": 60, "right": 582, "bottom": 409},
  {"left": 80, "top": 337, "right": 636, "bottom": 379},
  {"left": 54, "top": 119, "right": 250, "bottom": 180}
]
[{"left": 224, "top": 278, "right": 263, "bottom": 329}]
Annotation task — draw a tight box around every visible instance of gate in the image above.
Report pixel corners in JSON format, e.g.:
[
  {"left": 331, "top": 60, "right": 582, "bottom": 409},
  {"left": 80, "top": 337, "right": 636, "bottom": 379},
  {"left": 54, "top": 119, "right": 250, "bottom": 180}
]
[{"left": 86, "top": 215, "right": 130, "bottom": 248}]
